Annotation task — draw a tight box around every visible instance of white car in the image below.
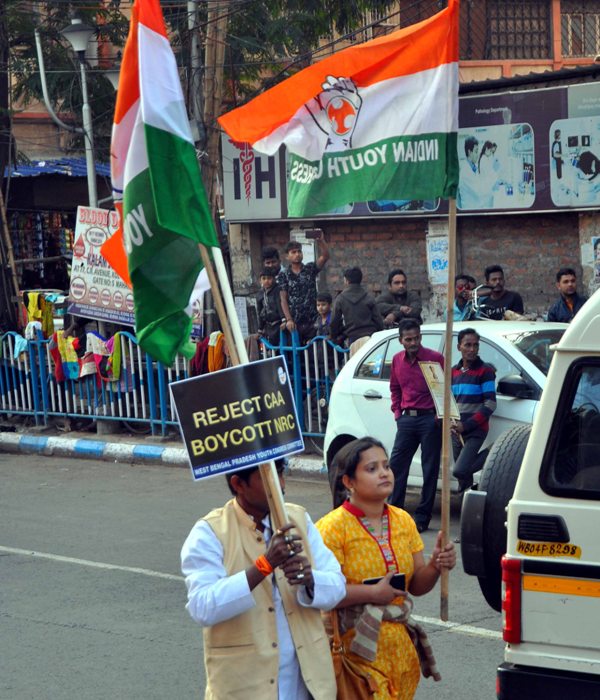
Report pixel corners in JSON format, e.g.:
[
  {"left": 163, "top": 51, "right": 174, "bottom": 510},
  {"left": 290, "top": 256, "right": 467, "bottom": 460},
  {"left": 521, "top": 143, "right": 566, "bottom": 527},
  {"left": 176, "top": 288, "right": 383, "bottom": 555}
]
[{"left": 324, "top": 321, "right": 568, "bottom": 491}]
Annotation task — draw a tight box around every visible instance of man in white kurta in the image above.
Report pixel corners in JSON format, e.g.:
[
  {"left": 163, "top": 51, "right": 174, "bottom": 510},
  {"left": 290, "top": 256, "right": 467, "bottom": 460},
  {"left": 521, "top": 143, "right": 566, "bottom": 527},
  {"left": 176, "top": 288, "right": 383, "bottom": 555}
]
[{"left": 181, "top": 462, "right": 345, "bottom": 699}]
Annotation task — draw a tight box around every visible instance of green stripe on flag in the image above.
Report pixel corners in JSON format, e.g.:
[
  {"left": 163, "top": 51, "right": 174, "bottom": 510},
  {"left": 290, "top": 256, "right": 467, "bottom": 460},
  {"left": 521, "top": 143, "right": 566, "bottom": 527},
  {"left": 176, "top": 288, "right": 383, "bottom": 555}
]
[
  {"left": 287, "top": 132, "right": 458, "bottom": 217},
  {"left": 144, "top": 124, "right": 218, "bottom": 247},
  {"left": 123, "top": 166, "right": 204, "bottom": 365}
]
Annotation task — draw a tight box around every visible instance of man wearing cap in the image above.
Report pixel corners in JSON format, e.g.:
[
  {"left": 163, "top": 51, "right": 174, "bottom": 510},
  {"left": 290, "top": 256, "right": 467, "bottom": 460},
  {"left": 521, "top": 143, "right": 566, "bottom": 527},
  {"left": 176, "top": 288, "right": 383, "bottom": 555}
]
[
  {"left": 388, "top": 319, "right": 444, "bottom": 533},
  {"left": 181, "top": 461, "right": 345, "bottom": 699}
]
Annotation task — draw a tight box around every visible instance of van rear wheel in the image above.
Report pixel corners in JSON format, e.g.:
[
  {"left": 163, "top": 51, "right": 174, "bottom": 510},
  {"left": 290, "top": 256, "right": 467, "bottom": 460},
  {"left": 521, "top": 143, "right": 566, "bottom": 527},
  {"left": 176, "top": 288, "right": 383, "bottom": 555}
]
[{"left": 477, "top": 424, "right": 531, "bottom": 611}]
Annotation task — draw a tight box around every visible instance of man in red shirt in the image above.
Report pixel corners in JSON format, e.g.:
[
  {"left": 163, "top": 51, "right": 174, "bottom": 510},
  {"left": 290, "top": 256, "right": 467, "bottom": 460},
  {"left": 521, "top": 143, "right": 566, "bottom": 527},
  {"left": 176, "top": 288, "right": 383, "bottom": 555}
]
[{"left": 389, "top": 319, "right": 444, "bottom": 532}]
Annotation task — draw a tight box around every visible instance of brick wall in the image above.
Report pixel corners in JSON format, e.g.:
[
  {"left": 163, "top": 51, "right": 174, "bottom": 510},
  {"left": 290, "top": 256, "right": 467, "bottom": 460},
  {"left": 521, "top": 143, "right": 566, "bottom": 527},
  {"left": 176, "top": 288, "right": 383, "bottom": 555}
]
[
  {"left": 457, "top": 212, "right": 581, "bottom": 318},
  {"left": 251, "top": 210, "right": 586, "bottom": 322},
  {"left": 255, "top": 218, "right": 430, "bottom": 300}
]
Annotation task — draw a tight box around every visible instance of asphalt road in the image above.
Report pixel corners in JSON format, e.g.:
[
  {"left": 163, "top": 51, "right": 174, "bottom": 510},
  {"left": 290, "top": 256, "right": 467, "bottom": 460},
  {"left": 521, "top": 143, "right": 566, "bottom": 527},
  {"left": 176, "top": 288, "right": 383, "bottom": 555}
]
[{"left": 1, "top": 453, "right": 503, "bottom": 699}]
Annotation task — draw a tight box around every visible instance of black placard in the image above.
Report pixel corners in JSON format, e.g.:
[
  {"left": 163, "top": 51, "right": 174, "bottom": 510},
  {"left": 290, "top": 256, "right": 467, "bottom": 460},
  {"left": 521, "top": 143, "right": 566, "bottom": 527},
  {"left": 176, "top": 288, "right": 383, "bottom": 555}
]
[{"left": 170, "top": 356, "right": 304, "bottom": 480}]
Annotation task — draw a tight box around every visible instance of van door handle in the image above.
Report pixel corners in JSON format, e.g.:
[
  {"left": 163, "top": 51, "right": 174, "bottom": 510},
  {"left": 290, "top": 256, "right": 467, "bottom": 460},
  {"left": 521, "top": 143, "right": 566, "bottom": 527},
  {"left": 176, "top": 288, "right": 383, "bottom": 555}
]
[{"left": 363, "top": 390, "right": 382, "bottom": 400}]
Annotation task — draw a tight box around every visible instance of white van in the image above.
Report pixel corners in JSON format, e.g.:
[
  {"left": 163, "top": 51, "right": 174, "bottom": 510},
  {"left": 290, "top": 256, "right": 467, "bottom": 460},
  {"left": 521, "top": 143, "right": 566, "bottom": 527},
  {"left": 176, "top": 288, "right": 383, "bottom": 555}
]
[{"left": 461, "top": 288, "right": 600, "bottom": 698}]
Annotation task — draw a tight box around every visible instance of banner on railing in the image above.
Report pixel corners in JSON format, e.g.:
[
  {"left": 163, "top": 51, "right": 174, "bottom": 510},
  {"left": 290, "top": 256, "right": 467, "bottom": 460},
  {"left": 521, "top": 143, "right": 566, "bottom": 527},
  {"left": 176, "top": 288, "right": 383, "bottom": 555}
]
[{"left": 170, "top": 356, "right": 304, "bottom": 480}]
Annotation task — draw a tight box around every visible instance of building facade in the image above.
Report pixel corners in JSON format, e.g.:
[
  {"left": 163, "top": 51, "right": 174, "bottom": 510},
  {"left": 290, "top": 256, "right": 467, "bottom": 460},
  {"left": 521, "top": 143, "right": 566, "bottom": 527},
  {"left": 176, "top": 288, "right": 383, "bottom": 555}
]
[{"left": 226, "top": 0, "right": 600, "bottom": 323}]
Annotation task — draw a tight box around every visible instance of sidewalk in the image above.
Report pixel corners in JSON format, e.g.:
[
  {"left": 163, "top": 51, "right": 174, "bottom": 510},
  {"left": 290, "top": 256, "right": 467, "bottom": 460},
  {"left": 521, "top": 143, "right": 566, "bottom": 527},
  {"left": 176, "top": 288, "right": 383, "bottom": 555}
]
[{"left": 0, "top": 425, "right": 327, "bottom": 478}]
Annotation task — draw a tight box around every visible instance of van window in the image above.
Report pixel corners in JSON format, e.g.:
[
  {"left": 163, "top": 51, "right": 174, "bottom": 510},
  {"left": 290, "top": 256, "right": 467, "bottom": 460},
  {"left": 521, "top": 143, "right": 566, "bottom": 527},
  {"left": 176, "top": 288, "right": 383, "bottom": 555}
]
[{"left": 541, "top": 361, "right": 600, "bottom": 498}]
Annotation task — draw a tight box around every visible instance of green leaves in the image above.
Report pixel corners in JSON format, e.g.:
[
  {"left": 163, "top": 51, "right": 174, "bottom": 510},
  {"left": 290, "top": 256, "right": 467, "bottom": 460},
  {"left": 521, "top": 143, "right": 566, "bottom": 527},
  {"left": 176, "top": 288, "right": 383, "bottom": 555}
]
[{"left": 6, "top": 1, "right": 128, "bottom": 161}]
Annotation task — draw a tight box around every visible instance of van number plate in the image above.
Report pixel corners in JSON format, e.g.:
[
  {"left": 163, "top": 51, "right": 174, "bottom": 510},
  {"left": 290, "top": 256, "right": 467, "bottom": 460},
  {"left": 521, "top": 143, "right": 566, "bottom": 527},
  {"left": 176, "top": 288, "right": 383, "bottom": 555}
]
[{"left": 516, "top": 540, "right": 582, "bottom": 558}]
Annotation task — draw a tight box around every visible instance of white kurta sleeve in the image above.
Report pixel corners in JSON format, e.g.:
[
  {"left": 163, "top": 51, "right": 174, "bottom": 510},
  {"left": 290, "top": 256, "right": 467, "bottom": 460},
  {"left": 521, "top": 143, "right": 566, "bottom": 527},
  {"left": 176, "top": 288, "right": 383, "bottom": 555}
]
[
  {"left": 297, "top": 513, "right": 346, "bottom": 610},
  {"left": 181, "top": 519, "right": 256, "bottom": 626}
]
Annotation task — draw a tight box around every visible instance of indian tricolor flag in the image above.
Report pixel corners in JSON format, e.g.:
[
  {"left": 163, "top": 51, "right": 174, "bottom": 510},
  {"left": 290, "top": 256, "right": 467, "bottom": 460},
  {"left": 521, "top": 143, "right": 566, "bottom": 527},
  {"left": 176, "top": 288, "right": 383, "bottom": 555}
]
[
  {"left": 219, "top": 0, "right": 459, "bottom": 217},
  {"left": 105, "top": 0, "right": 217, "bottom": 365}
]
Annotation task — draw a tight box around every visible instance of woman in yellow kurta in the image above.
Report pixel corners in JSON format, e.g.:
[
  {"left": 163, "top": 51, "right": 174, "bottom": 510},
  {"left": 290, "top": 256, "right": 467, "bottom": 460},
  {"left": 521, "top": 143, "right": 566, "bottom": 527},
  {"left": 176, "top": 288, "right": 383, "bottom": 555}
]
[{"left": 317, "top": 437, "right": 456, "bottom": 699}]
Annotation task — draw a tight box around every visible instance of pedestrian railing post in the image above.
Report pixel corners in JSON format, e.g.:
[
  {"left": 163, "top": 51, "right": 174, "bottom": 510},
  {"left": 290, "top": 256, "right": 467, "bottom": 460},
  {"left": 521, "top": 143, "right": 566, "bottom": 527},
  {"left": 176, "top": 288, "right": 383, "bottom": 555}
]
[
  {"left": 157, "top": 361, "right": 168, "bottom": 437},
  {"left": 145, "top": 351, "right": 158, "bottom": 436}
]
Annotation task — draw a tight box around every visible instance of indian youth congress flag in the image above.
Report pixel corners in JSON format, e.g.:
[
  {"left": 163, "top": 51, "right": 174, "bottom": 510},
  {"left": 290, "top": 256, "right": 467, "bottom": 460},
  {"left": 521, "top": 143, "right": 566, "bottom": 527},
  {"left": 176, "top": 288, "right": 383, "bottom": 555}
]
[
  {"left": 218, "top": 0, "right": 459, "bottom": 217},
  {"left": 109, "top": 0, "right": 217, "bottom": 365}
]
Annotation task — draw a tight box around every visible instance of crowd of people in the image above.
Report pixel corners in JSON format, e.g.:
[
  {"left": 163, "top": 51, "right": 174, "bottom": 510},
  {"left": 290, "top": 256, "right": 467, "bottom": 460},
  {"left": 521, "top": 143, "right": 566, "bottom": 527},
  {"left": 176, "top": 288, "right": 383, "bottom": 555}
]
[
  {"left": 256, "top": 235, "right": 589, "bottom": 352},
  {"left": 178, "top": 317, "right": 507, "bottom": 699},
  {"left": 181, "top": 235, "right": 592, "bottom": 700},
  {"left": 448, "top": 264, "right": 588, "bottom": 323}
]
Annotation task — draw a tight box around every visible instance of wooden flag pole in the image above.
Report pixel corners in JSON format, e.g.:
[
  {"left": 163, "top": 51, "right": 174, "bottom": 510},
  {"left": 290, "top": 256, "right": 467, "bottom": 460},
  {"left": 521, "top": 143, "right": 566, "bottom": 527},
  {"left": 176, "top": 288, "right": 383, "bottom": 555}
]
[
  {"left": 198, "top": 244, "right": 240, "bottom": 366},
  {"left": 198, "top": 242, "right": 288, "bottom": 532},
  {"left": 440, "top": 198, "right": 457, "bottom": 621}
]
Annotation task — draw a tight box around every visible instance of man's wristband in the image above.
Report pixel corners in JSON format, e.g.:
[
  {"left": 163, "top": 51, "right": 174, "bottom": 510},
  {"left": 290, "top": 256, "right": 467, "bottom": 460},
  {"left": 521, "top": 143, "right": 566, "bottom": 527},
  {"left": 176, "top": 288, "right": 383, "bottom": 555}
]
[{"left": 255, "top": 554, "right": 274, "bottom": 577}]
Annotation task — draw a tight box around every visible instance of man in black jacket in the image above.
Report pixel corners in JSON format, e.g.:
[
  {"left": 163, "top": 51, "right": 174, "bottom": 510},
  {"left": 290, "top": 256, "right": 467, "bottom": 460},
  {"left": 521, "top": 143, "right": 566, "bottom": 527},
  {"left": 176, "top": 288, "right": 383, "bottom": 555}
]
[
  {"left": 547, "top": 267, "right": 587, "bottom": 323},
  {"left": 329, "top": 267, "right": 383, "bottom": 346},
  {"left": 376, "top": 268, "right": 423, "bottom": 326}
]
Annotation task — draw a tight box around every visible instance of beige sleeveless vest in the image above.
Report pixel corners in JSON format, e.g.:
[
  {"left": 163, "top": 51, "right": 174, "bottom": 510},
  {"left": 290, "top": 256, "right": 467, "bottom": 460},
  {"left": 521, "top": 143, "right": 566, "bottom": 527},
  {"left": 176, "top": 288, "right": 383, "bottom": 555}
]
[{"left": 202, "top": 499, "right": 336, "bottom": 700}]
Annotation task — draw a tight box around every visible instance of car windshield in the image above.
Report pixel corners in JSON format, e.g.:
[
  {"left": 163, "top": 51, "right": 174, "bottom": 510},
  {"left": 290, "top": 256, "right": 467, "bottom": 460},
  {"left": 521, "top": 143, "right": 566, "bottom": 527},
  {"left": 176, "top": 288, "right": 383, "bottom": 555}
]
[{"left": 502, "top": 329, "right": 566, "bottom": 375}]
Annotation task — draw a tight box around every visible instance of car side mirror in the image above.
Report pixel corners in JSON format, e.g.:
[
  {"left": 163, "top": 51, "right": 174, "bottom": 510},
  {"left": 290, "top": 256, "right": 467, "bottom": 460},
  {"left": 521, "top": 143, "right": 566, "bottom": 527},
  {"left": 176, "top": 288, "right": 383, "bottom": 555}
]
[{"left": 497, "top": 374, "right": 537, "bottom": 399}]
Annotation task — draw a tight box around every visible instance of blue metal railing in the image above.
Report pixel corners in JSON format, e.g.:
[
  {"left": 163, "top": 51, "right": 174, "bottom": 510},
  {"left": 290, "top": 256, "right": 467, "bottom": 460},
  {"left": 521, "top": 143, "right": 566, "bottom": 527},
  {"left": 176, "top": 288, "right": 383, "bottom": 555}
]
[
  {"left": 260, "top": 331, "right": 348, "bottom": 435},
  {"left": 0, "top": 331, "right": 349, "bottom": 438}
]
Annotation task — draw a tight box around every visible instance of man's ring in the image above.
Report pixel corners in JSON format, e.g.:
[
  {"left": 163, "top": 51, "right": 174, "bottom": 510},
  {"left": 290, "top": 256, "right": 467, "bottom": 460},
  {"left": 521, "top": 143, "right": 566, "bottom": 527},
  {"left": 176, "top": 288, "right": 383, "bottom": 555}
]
[
  {"left": 296, "top": 573, "right": 305, "bottom": 580},
  {"left": 284, "top": 535, "right": 292, "bottom": 544},
  {"left": 288, "top": 549, "right": 295, "bottom": 557}
]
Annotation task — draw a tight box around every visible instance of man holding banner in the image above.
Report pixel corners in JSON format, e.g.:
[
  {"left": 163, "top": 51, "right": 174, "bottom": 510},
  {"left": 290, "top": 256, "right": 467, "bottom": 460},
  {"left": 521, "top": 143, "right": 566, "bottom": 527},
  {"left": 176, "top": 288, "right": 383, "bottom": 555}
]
[
  {"left": 388, "top": 319, "right": 445, "bottom": 533},
  {"left": 181, "top": 461, "right": 345, "bottom": 699}
]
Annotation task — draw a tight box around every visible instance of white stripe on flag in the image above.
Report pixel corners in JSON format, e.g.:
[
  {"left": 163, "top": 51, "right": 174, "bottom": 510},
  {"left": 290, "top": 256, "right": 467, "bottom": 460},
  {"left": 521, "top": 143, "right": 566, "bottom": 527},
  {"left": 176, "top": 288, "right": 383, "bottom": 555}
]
[
  {"left": 254, "top": 62, "right": 458, "bottom": 160},
  {"left": 138, "top": 24, "right": 193, "bottom": 144},
  {"left": 112, "top": 99, "right": 140, "bottom": 195},
  {"left": 185, "top": 267, "right": 211, "bottom": 316},
  {"left": 123, "top": 108, "right": 150, "bottom": 189}
]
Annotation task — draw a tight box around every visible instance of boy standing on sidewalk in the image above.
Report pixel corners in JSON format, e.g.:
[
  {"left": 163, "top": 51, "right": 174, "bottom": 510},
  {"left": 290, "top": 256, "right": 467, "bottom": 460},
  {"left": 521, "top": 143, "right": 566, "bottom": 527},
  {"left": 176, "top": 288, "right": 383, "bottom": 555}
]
[{"left": 256, "top": 268, "right": 286, "bottom": 346}]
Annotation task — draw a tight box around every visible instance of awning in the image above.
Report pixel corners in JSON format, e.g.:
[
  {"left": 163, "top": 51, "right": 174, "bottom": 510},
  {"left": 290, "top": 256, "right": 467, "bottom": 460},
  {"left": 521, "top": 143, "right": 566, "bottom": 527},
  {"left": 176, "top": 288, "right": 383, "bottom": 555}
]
[{"left": 4, "top": 157, "right": 110, "bottom": 179}]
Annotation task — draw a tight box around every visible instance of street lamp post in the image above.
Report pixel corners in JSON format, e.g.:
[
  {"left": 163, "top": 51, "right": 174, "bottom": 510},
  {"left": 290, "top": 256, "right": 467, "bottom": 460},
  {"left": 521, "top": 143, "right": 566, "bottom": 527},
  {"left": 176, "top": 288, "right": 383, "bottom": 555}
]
[
  {"left": 35, "top": 18, "right": 118, "bottom": 425},
  {"left": 60, "top": 19, "right": 97, "bottom": 209},
  {"left": 34, "top": 19, "right": 99, "bottom": 209}
]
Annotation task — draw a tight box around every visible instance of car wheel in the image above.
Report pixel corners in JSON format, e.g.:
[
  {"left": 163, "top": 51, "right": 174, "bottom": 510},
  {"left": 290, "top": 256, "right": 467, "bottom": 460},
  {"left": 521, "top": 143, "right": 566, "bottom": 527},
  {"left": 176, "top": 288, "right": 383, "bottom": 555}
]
[{"left": 477, "top": 424, "right": 531, "bottom": 611}]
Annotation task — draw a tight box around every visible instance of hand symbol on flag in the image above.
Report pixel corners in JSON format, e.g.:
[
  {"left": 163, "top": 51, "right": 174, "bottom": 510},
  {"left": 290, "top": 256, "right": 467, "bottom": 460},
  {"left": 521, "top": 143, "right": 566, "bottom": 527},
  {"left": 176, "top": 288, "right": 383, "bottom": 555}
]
[{"left": 308, "top": 76, "right": 362, "bottom": 152}]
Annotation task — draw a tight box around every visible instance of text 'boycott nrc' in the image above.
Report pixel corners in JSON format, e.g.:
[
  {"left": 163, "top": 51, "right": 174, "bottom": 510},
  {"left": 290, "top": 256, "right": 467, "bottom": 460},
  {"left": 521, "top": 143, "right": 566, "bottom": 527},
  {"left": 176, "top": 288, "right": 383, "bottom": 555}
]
[{"left": 170, "top": 356, "right": 304, "bottom": 481}]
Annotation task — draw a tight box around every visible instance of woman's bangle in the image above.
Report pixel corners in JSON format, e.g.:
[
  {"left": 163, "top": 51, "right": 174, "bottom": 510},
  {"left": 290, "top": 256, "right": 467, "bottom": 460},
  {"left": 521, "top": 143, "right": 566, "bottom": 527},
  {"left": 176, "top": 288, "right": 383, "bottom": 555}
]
[{"left": 255, "top": 554, "right": 274, "bottom": 577}]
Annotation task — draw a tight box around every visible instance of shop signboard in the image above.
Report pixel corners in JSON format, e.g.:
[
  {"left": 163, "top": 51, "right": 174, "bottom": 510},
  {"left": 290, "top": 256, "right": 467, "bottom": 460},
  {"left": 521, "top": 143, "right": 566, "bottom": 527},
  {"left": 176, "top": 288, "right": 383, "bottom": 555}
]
[
  {"left": 221, "top": 80, "right": 600, "bottom": 221},
  {"left": 68, "top": 206, "right": 135, "bottom": 326}
]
